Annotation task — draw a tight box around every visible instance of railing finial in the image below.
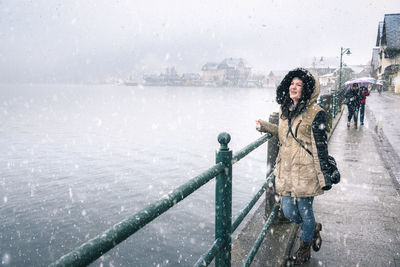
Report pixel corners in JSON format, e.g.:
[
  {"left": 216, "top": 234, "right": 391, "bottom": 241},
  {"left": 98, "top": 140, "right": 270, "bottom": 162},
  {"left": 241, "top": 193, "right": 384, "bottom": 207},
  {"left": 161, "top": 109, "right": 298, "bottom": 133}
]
[{"left": 218, "top": 132, "right": 231, "bottom": 150}]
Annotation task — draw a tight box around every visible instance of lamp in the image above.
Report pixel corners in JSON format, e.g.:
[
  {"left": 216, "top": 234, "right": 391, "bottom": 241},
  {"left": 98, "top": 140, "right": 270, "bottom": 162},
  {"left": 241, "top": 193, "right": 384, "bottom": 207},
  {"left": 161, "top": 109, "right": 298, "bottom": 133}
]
[{"left": 338, "top": 47, "right": 351, "bottom": 90}]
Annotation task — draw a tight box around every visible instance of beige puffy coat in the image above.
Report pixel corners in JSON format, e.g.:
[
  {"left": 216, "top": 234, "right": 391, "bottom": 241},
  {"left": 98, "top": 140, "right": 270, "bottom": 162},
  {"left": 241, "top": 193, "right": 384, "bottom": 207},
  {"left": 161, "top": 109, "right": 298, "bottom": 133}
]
[{"left": 259, "top": 84, "right": 328, "bottom": 198}]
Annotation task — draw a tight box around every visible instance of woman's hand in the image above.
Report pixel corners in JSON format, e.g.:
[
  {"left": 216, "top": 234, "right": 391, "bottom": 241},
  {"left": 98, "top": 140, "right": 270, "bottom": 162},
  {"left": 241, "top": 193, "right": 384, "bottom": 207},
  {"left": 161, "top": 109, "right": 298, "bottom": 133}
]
[
  {"left": 255, "top": 119, "right": 279, "bottom": 136},
  {"left": 256, "top": 119, "right": 262, "bottom": 132}
]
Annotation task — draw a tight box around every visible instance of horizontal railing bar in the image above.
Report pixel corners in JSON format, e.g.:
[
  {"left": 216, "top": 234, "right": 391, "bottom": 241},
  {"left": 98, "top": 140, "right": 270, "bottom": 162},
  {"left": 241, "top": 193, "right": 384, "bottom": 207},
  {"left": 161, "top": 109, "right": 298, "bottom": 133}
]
[
  {"left": 50, "top": 163, "right": 226, "bottom": 267},
  {"left": 243, "top": 204, "right": 280, "bottom": 267},
  {"left": 232, "top": 133, "right": 272, "bottom": 164},
  {"left": 194, "top": 238, "right": 225, "bottom": 267},
  {"left": 231, "top": 173, "right": 274, "bottom": 233}
]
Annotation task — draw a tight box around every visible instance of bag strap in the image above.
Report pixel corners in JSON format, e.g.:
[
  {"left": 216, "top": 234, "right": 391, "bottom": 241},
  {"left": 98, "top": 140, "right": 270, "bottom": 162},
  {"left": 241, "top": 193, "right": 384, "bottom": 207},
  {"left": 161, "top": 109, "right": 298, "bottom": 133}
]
[{"left": 288, "top": 119, "right": 313, "bottom": 157}]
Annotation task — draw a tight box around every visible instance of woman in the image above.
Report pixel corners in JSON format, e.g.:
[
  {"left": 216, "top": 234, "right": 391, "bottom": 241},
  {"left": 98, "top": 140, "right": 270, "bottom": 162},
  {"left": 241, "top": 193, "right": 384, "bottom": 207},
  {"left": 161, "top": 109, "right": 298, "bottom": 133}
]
[
  {"left": 256, "top": 68, "right": 331, "bottom": 264},
  {"left": 359, "top": 86, "right": 370, "bottom": 125}
]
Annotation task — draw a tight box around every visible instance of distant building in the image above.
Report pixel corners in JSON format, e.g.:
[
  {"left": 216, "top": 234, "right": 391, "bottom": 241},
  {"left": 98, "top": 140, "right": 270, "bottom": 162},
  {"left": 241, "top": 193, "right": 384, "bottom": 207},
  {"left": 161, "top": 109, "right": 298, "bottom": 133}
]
[
  {"left": 143, "top": 66, "right": 184, "bottom": 86},
  {"left": 302, "top": 57, "right": 340, "bottom": 92},
  {"left": 263, "top": 71, "right": 281, "bottom": 88},
  {"left": 375, "top": 13, "right": 400, "bottom": 92},
  {"left": 371, "top": 48, "right": 380, "bottom": 77},
  {"left": 304, "top": 56, "right": 338, "bottom": 76},
  {"left": 143, "top": 73, "right": 163, "bottom": 86},
  {"left": 327, "top": 67, "right": 354, "bottom": 91},
  {"left": 349, "top": 64, "right": 371, "bottom": 78},
  {"left": 182, "top": 73, "right": 202, "bottom": 86},
  {"left": 248, "top": 73, "right": 265, "bottom": 88},
  {"left": 201, "top": 62, "right": 225, "bottom": 85},
  {"left": 319, "top": 73, "right": 336, "bottom": 87},
  {"left": 201, "top": 58, "right": 251, "bottom": 87},
  {"left": 218, "top": 58, "right": 251, "bottom": 87}
]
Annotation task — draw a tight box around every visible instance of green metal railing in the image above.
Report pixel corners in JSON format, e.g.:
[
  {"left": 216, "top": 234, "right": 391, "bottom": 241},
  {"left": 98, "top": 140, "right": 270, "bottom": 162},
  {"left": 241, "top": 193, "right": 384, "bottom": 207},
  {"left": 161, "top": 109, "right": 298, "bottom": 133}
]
[
  {"left": 332, "top": 86, "right": 346, "bottom": 118},
  {"left": 50, "top": 132, "right": 276, "bottom": 267},
  {"left": 243, "top": 204, "right": 280, "bottom": 267}
]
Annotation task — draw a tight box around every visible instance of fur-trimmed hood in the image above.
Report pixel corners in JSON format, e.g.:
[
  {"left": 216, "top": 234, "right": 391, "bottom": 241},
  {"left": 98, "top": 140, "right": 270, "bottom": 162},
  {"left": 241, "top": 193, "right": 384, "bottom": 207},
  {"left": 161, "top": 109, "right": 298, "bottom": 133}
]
[{"left": 276, "top": 68, "right": 320, "bottom": 107}]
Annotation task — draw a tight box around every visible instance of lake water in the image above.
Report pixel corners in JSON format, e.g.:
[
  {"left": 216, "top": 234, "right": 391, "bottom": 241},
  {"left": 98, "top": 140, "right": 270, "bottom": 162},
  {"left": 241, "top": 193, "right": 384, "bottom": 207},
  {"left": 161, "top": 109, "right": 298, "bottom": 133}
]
[{"left": 0, "top": 84, "right": 278, "bottom": 266}]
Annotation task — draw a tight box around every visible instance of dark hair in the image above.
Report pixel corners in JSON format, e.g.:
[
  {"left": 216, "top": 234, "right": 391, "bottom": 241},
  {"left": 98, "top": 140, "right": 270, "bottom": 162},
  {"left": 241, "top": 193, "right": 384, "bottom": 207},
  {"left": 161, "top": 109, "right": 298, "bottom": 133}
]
[
  {"left": 276, "top": 68, "right": 315, "bottom": 120},
  {"left": 352, "top": 83, "right": 358, "bottom": 87}
]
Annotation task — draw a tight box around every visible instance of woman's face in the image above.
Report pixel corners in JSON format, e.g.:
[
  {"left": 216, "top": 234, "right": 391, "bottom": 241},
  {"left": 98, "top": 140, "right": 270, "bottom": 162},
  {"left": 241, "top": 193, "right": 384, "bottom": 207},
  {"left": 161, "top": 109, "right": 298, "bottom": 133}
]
[{"left": 289, "top": 77, "right": 303, "bottom": 103}]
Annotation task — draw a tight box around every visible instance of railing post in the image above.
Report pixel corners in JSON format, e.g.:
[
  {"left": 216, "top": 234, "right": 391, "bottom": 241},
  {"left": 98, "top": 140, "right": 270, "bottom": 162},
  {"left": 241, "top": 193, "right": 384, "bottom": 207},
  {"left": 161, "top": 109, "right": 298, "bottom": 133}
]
[
  {"left": 332, "top": 89, "right": 338, "bottom": 118},
  {"left": 265, "top": 112, "right": 279, "bottom": 216},
  {"left": 215, "top": 132, "right": 232, "bottom": 267}
]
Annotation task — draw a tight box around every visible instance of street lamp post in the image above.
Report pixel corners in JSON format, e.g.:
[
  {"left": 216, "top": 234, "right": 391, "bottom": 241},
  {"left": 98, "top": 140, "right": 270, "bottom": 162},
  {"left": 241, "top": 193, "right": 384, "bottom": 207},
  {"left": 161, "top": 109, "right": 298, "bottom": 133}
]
[
  {"left": 333, "top": 47, "right": 351, "bottom": 118},
  {"left": 338, "top": 47, "right": 351, "bottom": 91}
]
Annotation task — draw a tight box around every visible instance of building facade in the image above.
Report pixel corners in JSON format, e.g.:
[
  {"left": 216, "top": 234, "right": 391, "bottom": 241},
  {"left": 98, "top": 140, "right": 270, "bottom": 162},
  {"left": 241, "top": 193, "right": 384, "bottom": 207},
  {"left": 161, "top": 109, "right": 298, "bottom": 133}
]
[
  {"left": 375, "top": 13, "right": 400, "bottom": 92},
  {"left": 201, "top": 58, "right": 251, "bottom": 87}
]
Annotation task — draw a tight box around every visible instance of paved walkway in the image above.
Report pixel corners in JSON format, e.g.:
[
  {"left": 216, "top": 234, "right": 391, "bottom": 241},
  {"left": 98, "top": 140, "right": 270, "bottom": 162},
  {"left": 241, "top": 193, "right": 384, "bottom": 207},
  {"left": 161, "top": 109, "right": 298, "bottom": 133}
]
[
  {"left": 295, "top": 90, "right": 400, "bottom": 266},
  {"left": 366, "top": 91, "right": 400, "bottom": 157}
]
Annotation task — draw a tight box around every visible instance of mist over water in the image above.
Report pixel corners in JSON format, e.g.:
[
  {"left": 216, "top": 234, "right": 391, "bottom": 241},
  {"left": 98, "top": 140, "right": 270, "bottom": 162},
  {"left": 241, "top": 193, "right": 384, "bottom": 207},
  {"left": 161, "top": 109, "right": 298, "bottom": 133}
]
[
  {"left": 0, "top": 84, "right": 278, "bottom": 266},
  {"left": 2, "top": 1, "right": 398, "bottom": 84}
]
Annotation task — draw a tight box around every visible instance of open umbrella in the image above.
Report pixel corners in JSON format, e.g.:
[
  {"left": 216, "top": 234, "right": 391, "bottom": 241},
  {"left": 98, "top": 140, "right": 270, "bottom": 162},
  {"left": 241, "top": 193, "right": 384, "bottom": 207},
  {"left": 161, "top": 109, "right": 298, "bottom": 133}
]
[{"left": 345, "top": 77, "right": 377, "bottom": 88}]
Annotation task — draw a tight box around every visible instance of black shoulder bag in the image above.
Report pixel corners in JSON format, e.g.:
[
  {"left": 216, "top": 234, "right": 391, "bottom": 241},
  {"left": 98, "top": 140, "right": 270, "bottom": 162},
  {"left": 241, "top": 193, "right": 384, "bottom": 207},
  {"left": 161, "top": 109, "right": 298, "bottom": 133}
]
[{"left": 288, "top": 119, "right": 340, "bottom": 189}]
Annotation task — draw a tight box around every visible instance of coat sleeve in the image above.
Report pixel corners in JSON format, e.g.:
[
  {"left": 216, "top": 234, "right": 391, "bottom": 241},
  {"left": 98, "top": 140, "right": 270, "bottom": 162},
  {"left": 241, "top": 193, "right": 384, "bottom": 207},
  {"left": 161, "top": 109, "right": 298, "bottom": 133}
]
[
  {"left": 344, "top": 89, "right": 351, "bottom": 99},
  {"left": 312, "top": 110, "right": 332, "bottom": 190},
  {"left": 258, "top": 119, "right": 279, "bottom": 136}
]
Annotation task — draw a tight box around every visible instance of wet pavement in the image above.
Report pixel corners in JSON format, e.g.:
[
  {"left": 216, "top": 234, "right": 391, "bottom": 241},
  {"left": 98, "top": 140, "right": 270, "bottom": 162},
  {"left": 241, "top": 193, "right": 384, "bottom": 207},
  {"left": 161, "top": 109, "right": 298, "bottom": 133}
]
[
  {"left": 365, "top": 91, "right": 400, "bottom": 157},
  {"left": 293, "top": 90, "right": 400, "bottom": 266}
]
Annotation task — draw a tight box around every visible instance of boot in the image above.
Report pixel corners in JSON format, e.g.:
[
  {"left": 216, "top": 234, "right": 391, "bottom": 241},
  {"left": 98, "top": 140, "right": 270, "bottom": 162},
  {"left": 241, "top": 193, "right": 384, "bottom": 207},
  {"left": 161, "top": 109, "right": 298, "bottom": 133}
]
[
  {"left": 347, "top": 122, "right": 350, "bottom": 128},
  {"left": 312, "top": 223, "right": 322, "bottom": 251},
  {"left": 354, "top": 122, "right": 358, "bottom": 129},
  {"left": 291, "top": 240, "right": 311, "bottom": 265}
]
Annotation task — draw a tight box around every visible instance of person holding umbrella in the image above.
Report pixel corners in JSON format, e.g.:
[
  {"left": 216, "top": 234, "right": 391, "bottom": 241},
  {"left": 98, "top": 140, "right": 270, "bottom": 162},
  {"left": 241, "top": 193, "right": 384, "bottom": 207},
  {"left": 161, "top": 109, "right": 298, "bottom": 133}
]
[
  {"left": 345, "top": 83, "right": 362, "bottom": 129},
  {"left": 359, "top": 86, "right": 370, "bottom": 125}
]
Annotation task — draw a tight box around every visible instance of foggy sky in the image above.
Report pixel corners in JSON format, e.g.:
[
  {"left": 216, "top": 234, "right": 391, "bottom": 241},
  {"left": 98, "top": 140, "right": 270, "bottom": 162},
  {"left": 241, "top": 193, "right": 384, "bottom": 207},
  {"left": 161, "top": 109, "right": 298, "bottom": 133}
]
[{"left": 1, "top": 0, "right": 399, "bottom": 83}]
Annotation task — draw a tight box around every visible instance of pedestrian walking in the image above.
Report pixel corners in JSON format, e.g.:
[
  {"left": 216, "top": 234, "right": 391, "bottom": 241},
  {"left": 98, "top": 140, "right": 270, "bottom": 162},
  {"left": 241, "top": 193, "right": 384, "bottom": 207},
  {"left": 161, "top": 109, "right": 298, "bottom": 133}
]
[
  {"left": 377, "top": 85, "right": 383, "bottom": 95},
  {"left": 359, "top": 86, "right": 370, "bottom": 125},
  {"left": 256, "top": 68, "right": 334, "bottom": 264},
  {"left": 344, "top": 83, "right": 362, "bottom": 129}
]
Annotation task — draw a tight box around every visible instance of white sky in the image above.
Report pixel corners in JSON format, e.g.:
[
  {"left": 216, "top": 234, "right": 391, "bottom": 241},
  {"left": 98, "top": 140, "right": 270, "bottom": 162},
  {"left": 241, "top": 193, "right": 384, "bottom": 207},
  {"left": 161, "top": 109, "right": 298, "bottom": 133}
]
[{"left": 1, "top": 0, "right": 399, "bottom": 83}]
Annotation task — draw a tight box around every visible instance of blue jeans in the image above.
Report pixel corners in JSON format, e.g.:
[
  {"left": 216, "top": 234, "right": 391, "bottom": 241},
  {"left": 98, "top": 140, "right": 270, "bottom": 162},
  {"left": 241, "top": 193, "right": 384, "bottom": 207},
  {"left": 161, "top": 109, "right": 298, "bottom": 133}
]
[
  {"left": 360, "top": 103, "right": 365, "bottom": 123},
  {"left": 281, "top": 196, "right": 315, "bottom": 242},
  {"left": 347, "top": 105, "right": 359, "bottom": 124}
]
